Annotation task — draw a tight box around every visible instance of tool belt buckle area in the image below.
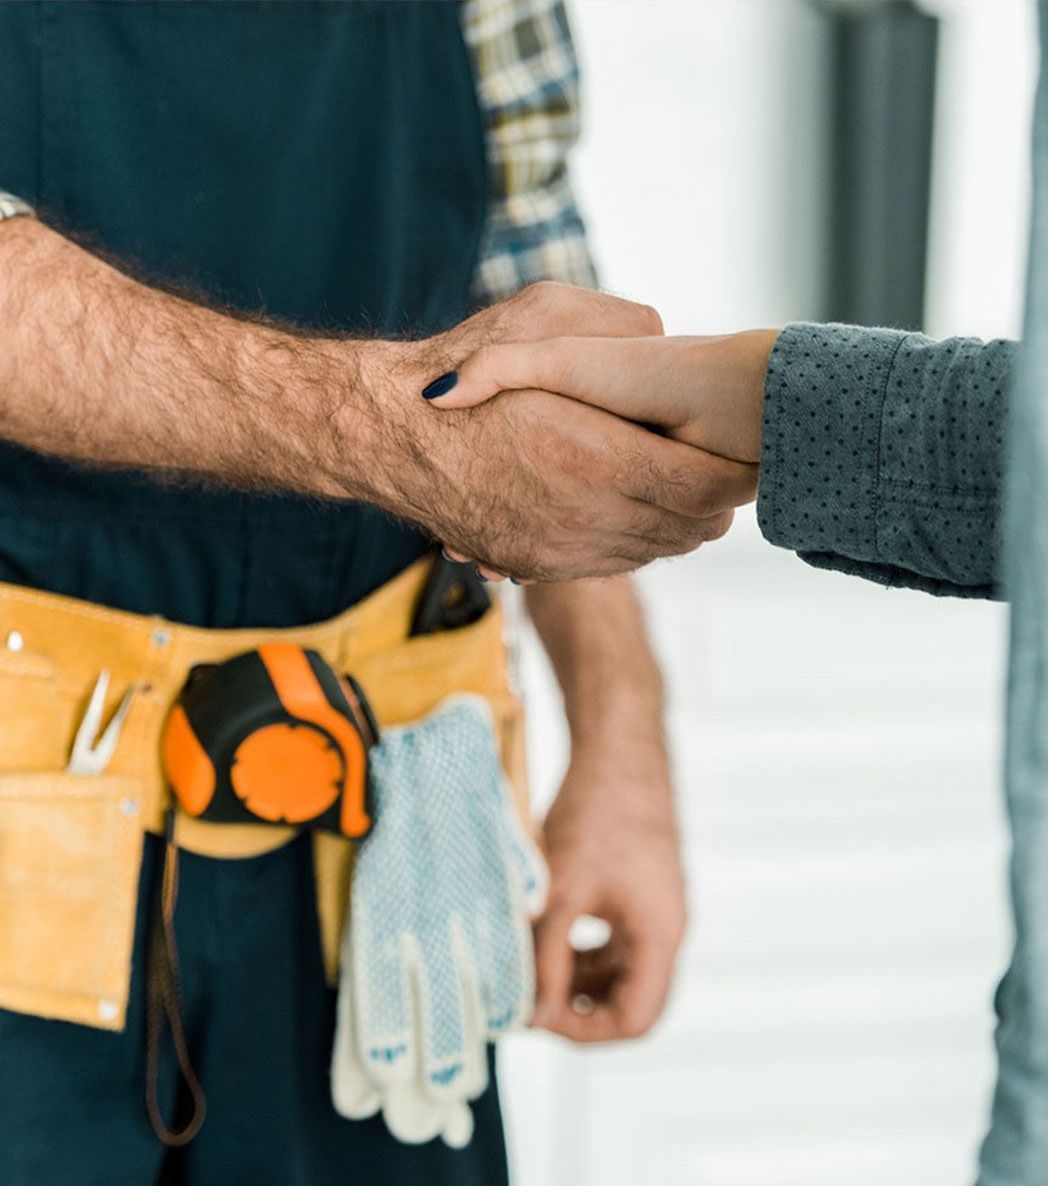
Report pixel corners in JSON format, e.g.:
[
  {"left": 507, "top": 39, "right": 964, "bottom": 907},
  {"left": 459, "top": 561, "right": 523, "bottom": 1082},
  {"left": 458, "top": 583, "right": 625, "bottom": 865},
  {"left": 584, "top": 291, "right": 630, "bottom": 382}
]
[{"left": 162, "top": 643, "right": 379, "bottom": 840}]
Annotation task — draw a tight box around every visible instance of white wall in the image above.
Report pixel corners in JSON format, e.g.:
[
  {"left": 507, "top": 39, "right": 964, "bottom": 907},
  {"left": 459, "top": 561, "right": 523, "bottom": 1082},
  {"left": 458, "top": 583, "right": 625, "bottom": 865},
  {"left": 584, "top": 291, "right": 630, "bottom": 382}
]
[
  {"left": 568, "top": 0, "right": 832, "bottom": 336},
  {"left": 500, "top": 3, "right": 1038, "bottom": 1185}
]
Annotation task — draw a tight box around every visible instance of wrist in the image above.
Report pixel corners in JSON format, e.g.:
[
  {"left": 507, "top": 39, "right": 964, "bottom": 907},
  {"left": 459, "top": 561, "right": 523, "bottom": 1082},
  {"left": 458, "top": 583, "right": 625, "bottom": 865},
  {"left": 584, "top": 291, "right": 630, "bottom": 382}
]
[
  {"left": 302, "top": 336, "right": 388, "bottom": 502},
  {"left": 683, "top": 328, "right": 778, "bottom": 464},
  {"left": 328, "top": 338, "right": 445, "bottom": 512},
  {"left": 727, "top": 328, "right": 778, "bottom": 463},
  {"left": 216, "top": 324, "right": 354, "bottom": 500},
  {"left": 565, "top": 676, "right": 667, "bottom": 774},
  {"left": 564, "top": 723, "right": 675, "bottom": 819},
  {"left": 238, "top": 334, "right": 429, "bottom": 507}
]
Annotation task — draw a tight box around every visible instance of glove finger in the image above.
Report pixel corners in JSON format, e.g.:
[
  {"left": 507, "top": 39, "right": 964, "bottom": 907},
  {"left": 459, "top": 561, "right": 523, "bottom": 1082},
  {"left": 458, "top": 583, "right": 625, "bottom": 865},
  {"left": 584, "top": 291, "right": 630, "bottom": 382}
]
[
  {"left": 382, "top": 1081, "right": 447, "bottom": 1147},
  {"left": 451, "top": 916, "right": 491, "bottom": 1102},
  {"left": 441, "top": 1102, "right": 476, "bottom": 1150},
  {"left": 381, "top": 1084, "right": 476, "bottom": 1150},
  {"left": 474, "top": 891, "right": 535, "bottom": 1038},
  {"left": 330, "top": 953, "right": 382, "bottom": 1120},
  {"left": 380, "top": 932, "right": 484, "bottom": 1144},
  {"left": 414, "top": 925, "right": 472, "bottom": 1105},
  {"left": 351, "top": 901, "right": 417, "bottom": 1088},
  {"left": 371, "top": 941, "right": 458, "bottom": 1146}
]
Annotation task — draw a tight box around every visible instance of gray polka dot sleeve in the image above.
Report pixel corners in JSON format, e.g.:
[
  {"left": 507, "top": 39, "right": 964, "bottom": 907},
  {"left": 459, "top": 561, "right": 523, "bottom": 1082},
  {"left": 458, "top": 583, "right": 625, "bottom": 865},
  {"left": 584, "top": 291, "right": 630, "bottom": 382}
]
[{"left": 756, "top": 322, "right": 1016, "bottom": 599}]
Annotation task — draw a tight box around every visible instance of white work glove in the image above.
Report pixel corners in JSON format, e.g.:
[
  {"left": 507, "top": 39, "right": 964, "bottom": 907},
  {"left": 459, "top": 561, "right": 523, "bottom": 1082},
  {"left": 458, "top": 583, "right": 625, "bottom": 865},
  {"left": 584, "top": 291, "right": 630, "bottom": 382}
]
[{"left": 331, "top": 694, "right": 547, "bottom": 1148}]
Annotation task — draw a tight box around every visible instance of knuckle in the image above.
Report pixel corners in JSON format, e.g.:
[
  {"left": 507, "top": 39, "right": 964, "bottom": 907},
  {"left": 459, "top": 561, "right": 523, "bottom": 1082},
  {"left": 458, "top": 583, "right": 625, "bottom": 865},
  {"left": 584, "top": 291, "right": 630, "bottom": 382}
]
[
  {"left": 628, "top": 506, "right": 684, "bottom": 552},
  {"left": 515, "top": 280, "right": 562, "bottom": 317},
  {"left": 636, "top": 303, "right": 664, "bottom": 336},
  {"left": 618, "top": 448, "right": 659, "bottom": 502},
  {"left": 512, "top": 280, "right": 588, "bottom": 339},
  {"left": 607, "top": 541, "right": 654, "bottom": 568},
  {"left": 672, "top": 520, "right": 712, "bottom": 555},
  {"left": 528, "top": 279, "right": 561, "bottom": 300},
  {"left": 631, "top": 509, "right": 668, "bottom": 542},
  {"left": 703, "top": 509, "right": 735, "bottom": 541}
]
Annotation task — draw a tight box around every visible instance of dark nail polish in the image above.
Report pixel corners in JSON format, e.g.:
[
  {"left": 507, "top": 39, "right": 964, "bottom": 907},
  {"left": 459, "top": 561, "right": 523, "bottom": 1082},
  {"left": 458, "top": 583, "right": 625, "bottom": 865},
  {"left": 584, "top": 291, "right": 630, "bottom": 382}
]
[
  {"left": 422, "top": 371, "right": 458, "bottom": 400},
  {"left": 475, "top": 570, "right": 489, "bottom": 583}
]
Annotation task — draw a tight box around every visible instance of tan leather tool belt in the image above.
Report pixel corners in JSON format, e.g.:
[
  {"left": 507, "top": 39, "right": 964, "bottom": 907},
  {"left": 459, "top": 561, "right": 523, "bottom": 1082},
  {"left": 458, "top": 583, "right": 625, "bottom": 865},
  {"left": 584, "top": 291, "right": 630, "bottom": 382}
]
[{"left": 0, "top": 557, "right": 526, "bottom": 1032}]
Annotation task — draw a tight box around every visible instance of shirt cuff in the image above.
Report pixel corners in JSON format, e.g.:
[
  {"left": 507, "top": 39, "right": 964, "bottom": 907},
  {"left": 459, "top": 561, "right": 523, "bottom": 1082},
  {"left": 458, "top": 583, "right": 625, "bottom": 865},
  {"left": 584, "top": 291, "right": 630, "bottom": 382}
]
[
  {"left": 757, "top": 321, "right": 905, "bottom": 564},
  {"left": 756, "top": 321, "right": 1009, "bottom": 598}
]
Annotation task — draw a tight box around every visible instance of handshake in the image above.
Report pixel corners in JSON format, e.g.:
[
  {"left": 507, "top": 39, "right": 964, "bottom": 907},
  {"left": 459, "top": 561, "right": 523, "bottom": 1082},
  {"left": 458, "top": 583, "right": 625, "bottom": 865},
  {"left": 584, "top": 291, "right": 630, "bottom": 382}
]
[{"left": 361, "top": 282, "right": 778, "bottom": 582}]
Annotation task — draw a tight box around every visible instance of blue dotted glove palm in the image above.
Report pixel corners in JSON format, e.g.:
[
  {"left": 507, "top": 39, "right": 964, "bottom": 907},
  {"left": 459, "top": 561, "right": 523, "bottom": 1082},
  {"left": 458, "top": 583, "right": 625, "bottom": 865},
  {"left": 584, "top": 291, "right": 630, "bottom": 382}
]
[{"left": 331, "top": 694, "right": 547, "bottom": 1147}]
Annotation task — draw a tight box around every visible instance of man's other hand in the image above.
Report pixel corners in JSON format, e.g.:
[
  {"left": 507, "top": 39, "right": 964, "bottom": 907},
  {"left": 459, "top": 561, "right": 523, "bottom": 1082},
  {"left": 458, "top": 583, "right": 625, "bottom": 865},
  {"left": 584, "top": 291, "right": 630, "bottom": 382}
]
[{"left": 530, "top": 734, "right": 686, "bottom": 1043}]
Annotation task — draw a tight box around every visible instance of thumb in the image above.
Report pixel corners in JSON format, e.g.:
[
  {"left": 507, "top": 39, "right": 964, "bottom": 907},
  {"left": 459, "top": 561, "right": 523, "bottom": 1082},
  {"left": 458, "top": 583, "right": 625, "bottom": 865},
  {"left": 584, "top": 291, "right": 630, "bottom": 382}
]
[
  {"left": 530, "top": 897, "right": 577, "bottom": 1030},
  {"left": 423, "top": 337, "right": 683, "bottom": 430}
]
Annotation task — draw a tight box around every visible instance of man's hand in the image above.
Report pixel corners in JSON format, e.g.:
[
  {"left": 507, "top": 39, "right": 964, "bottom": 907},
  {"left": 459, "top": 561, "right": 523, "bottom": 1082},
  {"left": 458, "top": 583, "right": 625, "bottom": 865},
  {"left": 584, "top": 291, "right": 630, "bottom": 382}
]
[
  {"left": 532, "top": 737, "right": 686, "bottom": 1042},
  {"left": 525, "top": 579, "right": 686, "bottom": 1044},
  {"left": 355, "top": 289, "right": 755, "bottom": 582},
  {"left": 425, "top": 327, "right": 779, "bottom": 465}
]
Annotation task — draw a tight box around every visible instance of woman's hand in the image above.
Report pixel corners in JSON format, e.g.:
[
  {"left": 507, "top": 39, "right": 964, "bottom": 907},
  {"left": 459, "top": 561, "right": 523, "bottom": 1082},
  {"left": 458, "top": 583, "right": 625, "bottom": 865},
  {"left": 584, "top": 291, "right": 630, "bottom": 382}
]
[{"left": 424, "top": 330, "right": 779, "bottom": 466}]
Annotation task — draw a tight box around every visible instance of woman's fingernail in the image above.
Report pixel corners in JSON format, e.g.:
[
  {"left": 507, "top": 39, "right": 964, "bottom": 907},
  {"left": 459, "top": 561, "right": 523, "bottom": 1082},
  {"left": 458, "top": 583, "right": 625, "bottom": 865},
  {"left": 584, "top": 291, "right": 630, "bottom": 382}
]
[{"left": 422, "top": 371, "right": 458, "bottom": 400}]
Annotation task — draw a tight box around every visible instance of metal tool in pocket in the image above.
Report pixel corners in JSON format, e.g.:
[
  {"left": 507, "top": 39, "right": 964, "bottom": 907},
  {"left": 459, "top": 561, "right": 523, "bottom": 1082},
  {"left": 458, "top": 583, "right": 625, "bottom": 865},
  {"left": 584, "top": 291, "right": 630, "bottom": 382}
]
[{"left": 67, "top": 669, "right": 139, "bottom": 777}]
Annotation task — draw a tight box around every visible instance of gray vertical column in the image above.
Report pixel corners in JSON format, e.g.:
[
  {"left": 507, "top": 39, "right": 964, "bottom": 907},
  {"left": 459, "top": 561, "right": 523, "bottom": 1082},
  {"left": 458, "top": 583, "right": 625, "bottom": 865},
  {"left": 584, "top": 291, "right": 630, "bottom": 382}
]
[{"left": 822, "top": 0, "right": 940, "bottom": 330}]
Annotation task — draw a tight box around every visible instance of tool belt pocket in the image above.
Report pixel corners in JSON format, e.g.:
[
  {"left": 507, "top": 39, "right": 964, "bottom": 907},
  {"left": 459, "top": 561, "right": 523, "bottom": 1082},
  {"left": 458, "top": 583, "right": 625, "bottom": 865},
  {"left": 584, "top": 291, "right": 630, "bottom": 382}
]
[{"left": 0, "top": 770, "right": 145, "bottom": 1031}]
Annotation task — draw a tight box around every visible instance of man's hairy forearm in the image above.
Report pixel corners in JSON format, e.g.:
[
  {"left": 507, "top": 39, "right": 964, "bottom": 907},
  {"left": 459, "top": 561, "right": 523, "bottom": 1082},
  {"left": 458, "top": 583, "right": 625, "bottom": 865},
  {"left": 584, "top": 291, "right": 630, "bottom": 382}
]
[
  {"left": 525, "top": 578, "right": 666, "bottom": 755},
  {"left": 0, "top": 218, "right": 392, "bottom": 499},
  {"left": 0, "top": 244, "right": 728, "bottom": 581}
]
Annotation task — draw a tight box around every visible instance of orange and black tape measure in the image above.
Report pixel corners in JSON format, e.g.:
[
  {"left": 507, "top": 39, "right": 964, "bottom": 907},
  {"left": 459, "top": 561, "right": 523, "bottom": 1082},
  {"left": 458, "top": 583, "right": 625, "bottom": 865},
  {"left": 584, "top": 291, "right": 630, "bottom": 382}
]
[{"left": 161, "top": 643, "right": 376, "bottom": 838}]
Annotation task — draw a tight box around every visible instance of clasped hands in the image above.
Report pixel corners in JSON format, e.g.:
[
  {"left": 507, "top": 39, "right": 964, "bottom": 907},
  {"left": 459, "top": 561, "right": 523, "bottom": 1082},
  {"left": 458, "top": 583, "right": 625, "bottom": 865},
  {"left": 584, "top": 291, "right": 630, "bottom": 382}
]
[{"left": 393, "top": 282, "right": 776, "bottom": 582}]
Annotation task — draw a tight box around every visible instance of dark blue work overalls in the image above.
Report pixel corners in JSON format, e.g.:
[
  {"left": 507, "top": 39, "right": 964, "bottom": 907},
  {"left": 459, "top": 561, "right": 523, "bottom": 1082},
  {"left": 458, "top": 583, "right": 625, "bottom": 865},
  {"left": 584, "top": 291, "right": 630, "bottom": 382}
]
[{"left": 0, "top": 4, "right": 508, "bottom": 1183}]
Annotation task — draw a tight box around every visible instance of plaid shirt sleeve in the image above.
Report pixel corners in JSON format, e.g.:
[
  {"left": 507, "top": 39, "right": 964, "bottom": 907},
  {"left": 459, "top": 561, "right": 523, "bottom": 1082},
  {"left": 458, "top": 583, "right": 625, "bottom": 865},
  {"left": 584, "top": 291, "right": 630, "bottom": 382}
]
[{"left": 461, "top": 0, "right": 598, "bottom": 304}]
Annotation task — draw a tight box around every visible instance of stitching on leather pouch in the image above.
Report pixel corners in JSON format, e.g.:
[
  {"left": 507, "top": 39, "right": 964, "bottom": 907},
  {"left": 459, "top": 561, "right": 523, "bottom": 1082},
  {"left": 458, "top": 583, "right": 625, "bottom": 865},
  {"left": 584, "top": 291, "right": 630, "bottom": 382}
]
[
  {"left": 0, "top": 588, "right": 160, "bottom": 630},
  {"left": 96, "top": 781, "right": 136, "bottom": 1001},
  {"left": 0, "top": 650, "right": 55, "bottom": 681}
]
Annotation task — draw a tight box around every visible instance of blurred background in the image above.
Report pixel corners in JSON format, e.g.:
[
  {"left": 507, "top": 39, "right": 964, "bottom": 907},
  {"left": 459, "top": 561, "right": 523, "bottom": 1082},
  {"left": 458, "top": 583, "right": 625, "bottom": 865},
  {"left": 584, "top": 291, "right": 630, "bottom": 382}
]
[{"left": 499, "top": 2, "right": 1039, "bottom": 1184}]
